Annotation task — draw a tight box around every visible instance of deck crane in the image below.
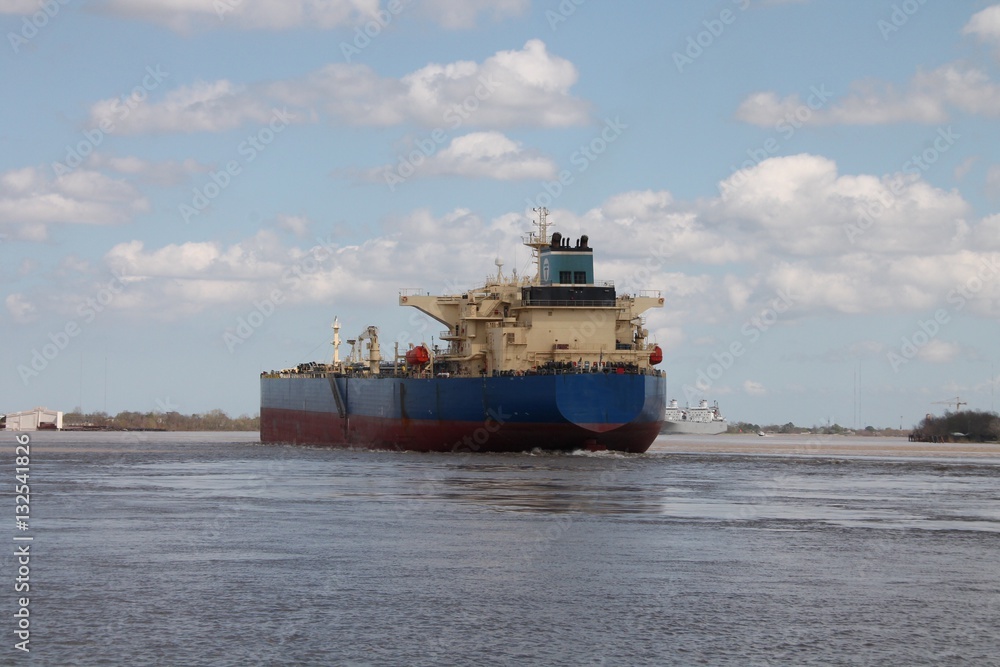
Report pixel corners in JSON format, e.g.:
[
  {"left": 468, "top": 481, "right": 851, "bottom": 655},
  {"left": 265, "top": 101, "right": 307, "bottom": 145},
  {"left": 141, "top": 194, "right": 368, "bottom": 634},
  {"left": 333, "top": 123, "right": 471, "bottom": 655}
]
[{"left": 346, "top": 326, "right": 381, "bottom": 374}]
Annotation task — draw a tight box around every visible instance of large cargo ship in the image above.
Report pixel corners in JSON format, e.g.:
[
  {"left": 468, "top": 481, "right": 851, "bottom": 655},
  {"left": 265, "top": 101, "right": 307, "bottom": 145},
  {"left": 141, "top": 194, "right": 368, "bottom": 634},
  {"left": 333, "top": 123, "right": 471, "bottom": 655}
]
[{"left": 260, "top": 208, "right": 666, "bottom": 453}]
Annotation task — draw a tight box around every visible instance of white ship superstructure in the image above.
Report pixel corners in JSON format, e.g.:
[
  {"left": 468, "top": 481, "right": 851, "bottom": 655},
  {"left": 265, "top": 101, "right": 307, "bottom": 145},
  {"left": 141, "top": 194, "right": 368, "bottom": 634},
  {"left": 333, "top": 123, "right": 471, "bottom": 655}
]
[{"left": 661, "top": 399, "right": 727, "bottom": 435}]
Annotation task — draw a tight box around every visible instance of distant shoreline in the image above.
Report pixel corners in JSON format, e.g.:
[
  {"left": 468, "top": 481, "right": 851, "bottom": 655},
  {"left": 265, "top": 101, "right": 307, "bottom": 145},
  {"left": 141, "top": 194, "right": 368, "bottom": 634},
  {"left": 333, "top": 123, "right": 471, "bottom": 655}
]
[{"left": 651, "top": 433, "right": 1000, "bottom": 459}]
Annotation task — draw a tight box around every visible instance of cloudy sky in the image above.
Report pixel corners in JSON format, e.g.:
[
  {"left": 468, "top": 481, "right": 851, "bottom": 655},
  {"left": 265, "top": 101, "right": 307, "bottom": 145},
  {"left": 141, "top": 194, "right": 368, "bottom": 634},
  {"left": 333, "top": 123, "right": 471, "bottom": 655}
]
[{"left": 2, "top": 0, "right": 999, "bottom": 428}]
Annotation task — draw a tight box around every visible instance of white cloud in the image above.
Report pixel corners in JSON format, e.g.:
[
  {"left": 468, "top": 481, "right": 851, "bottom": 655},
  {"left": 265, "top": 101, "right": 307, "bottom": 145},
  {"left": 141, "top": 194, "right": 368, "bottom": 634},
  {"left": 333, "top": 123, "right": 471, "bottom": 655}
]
[
  {"left": 105, "top": 234, "right": 287, "bottom": 281},
  {"left": 963, "top": 5, "right": 1000, "bottom": 43},
  {"left": 568, "top": 156, "right": 998, "bottom": 320},
  {"left": 291, "top": 38, "right": 588, "bottom": 128},
  {"left": 75, "top": 204, "right": 718, "bottom": 323},
  {"left": 735, "top": 65, "right": 1000, "bottom": 126},
  {"left": 987, "top": 165, "right": 1000, "bottom": 199},
  {"left": 916, "top": 339, "right": 962, "bottom": 364},
  {"left": 761, "top": 249, "right": 1000, "bottom": 317},
  {"left": 652, "top": 325, "right": 684, "bottom": 352},
  {"left": 87, "top": 40, "right": 588, "bottom": 134},
  {"left": 85, "top": 211, "right": 527, "bottom": 319},
  {"left": 0, "top": 167, "right": 149, "bottom": 241},
  {"left": 734, "top": 91, "right": 812, "bottom": 127},
  {"left": 923, "top": 65, "right": 1000, "bottom": 116},
  {"left": 300, "top": 156, "right": 970, "bottom": 325},
  {"left": 743, "top": 380, "right": 767, "bottom": 396},
  {"left": 0, "top": 0, "right": 40, "bottom": 13},
  {"left": 99, "top": 0, "right": 526, "bottom": 32},
  {"left": 556, "top": 190, "right": 749, "bottom": 267},
  {"left": 276, "top": 214, "right": 312, "bottom": 238},
  {"left": 764, "top": 261, "right": 875, "bottom": 315},
  {"left": 368, "top": 131, "right": 557, "bottom": 183},
  {"left": 100, "top": 0, "right": 381, "bottom": 32},
  {"left": 954, "top": 155, "right": 978, "bottom": 180},
  {"left": 88, "top": 80, "right": 288, "bottom": 135},
  {"left": 717, "top": 154, "right": 969, "bottom": 256},
  {"left": 87, "top": 153, "right": 209, "bottom": 186},
  {"left": 5, "top": 293, "right": 36, "bottom": 324},
  {"left": 56, "top": 255, "right": 91, "bottom": 275},
  {"left": 14, "top": 153, "right": 1000, "bottom": 324},
  {"left": 17, "top": 258, "right": 39, "bottom": 277},
  {"left": 418, "top": 0, "right": 528, "bottom": 29},
  {"left": 973, "top": 214, "right": 1000, "bottom": 249},
  {"left": 797, "top": 340, "right": 887, "bottom": 364},
  {"left": 432, "top": 132, "right": 556, "bottom": 179}
]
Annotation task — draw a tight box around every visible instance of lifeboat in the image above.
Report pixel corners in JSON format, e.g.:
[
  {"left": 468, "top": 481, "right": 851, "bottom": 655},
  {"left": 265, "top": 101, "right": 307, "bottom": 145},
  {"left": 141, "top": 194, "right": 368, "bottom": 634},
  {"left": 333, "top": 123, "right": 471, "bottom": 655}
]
[
  {"left": 405, "top": 344, "right": 430, "bottom": 366},
  {"left": 649, "top": 345, "right": 663, "bottom": 365}
]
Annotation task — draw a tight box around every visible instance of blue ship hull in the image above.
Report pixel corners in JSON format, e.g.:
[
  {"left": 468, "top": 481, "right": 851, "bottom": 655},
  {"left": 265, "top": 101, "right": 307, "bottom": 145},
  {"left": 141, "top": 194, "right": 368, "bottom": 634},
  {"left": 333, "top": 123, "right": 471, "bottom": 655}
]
[{"left": 260, "top": 372, "right": 666, "bottom": 453}]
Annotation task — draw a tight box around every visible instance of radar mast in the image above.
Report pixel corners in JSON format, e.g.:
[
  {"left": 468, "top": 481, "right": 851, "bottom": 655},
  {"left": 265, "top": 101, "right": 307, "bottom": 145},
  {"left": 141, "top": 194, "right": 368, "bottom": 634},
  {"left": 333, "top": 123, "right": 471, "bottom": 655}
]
[{"left": 522, "top": 206, "right": 553, "bottom": 284}]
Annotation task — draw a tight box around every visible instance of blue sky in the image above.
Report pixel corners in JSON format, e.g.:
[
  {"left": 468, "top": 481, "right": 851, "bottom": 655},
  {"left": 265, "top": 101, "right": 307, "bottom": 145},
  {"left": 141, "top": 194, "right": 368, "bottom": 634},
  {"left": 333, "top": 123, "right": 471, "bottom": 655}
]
[{"left": 2, "top": 0, "right": 1000, "bottom": 428}]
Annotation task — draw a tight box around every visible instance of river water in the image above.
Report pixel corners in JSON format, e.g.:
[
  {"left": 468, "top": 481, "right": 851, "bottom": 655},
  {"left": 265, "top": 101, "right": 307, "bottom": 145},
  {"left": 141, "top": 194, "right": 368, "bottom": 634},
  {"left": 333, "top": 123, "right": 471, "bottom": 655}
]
[{"left": 6, "top": 432, "right": 1000, "bottom": 666}]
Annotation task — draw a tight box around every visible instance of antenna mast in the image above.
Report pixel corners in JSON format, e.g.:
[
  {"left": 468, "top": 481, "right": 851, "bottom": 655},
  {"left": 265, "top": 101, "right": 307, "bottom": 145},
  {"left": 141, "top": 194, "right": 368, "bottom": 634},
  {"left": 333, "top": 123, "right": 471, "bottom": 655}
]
[
  {"left": 522, "top": 206, "right": 552, "bottom": 284},
  {"left": 332, "top": 317, "right": 341, "bottom": 365}
]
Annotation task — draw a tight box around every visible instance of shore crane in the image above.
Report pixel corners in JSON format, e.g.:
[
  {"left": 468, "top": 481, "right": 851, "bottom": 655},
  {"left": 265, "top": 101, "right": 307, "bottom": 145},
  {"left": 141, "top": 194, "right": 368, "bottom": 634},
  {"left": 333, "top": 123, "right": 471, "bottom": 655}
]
[{"left": 932, "top": 397, "right": 967, "bottom": 412}]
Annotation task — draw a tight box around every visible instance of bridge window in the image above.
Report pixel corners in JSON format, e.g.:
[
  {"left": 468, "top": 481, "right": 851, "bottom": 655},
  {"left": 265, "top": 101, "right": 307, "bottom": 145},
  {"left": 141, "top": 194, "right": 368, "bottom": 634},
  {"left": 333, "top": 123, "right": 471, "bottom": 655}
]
[{"left": 573, "top": 271, "right": 587, "bottom": 284}]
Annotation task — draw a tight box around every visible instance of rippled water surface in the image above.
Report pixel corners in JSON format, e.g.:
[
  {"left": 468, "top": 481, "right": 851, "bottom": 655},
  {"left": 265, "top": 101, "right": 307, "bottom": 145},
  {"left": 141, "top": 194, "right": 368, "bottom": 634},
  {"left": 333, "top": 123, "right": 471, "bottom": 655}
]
[{"left": 8, "top": 432, "right": 1000, "bottom": 666}]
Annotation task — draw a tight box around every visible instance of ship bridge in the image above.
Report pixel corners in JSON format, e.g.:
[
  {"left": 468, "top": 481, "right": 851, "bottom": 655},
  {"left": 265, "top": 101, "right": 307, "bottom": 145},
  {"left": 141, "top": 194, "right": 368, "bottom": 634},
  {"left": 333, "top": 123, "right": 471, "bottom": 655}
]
[{"left": 397, "top": 207, "right": 664, "bottom": 378}]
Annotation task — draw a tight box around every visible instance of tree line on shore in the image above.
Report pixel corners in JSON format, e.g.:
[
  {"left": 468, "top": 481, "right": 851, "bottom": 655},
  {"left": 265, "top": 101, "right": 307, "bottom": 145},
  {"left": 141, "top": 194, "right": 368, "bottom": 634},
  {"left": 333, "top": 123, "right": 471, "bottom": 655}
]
[
  {"left": 730, "top": 411, "right": 1000, "bottom": 441},
  {"left": 63, "top": 409, "right": 259, "bottom": 431},
  {"left": 728, "top": 422, "right": 908, "bottom": 436},
  {"left": 909, "top": 410, "right": 1000, "bottom": 442}
]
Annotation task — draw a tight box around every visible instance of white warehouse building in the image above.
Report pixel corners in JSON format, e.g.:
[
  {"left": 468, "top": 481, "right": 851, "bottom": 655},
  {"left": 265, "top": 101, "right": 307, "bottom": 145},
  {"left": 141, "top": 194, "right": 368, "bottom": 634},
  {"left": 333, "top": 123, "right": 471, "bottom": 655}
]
[{"left": 1, "top": 407, "right": 63, "bottom": 431}]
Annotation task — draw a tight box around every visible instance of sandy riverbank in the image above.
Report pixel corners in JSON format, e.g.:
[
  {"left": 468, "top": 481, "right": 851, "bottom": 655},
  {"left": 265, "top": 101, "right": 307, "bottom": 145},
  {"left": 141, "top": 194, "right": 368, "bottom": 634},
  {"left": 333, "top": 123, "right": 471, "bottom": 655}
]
[{"left": 650, "top": 433, "right": 1000, "bottom": 459}]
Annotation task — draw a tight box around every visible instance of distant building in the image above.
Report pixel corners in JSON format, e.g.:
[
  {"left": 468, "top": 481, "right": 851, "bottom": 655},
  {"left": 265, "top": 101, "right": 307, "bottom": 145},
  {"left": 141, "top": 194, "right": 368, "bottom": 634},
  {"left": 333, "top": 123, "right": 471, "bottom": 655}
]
[{"left": 1, "top": 407, "right": 63, "bottom": 431}]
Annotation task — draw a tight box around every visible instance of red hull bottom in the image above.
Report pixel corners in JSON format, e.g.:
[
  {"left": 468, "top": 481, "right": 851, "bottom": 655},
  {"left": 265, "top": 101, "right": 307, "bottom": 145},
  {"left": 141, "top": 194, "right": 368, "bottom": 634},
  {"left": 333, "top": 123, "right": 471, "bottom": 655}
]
[{"left": 260, "top": 408, "right": 659, "bottom": 454}]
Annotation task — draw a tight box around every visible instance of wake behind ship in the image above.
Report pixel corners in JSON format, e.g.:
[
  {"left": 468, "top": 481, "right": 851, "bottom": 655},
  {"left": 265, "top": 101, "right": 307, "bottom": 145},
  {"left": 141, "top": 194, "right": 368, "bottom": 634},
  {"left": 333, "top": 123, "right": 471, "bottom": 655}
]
[{"left": 260, "top": 208, "right": 666, "bottom": 453}]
